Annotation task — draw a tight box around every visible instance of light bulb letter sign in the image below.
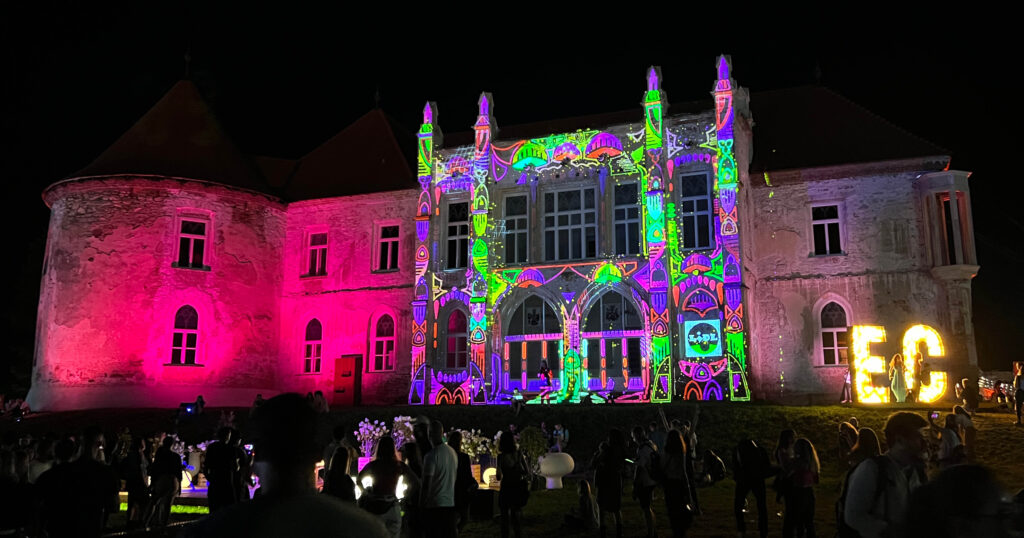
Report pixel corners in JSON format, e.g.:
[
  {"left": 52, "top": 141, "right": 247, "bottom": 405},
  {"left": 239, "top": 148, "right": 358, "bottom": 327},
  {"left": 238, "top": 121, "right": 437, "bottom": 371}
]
[{"left": 852, "top": 324, "right": 948, "bottom": 404}]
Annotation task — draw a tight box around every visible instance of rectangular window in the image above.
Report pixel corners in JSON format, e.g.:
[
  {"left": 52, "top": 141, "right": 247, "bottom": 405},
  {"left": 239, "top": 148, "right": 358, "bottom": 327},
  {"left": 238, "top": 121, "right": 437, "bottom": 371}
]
[
  {"left": 614, "top": 183, "right": 641, "bottom": 256},
  {"left": 304, "top": 342, "right": 322, "bottom": 373},
  {"left": 171, "top": 330, "right": 198, "bottom": 365},
  {"left": 376, "top": 225, "right": 400, "bottom": 272},
  {"left": 175, "top": 219, "right": 208, "bottom": 269},
  {"left": 678, "top": 173, "right": 713, "bottom": 250},
  {"left": 446, "top": 202, "right": 469, "bottom": 270},
  {"left": 504, "top": 195, "right": 529, "bottom": 264},
  {"left": 306, "top": 232, "right": 328, "bottom": 276},
  {"left": 811, "top": 205, "right": 843, "bottom": 255},
  {"left": 544, "top": 188, "right": 597, "bottom": 261},
  {"left": 821, "top": 329, "right": 849, "bottom": 365}
]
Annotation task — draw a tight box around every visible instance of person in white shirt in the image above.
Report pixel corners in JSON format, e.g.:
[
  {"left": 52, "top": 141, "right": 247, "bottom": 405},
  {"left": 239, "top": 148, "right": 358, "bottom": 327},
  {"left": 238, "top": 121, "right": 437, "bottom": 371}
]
[
  {"left": 843, "top": 412, "right": 929, "bottom": 538},
  {"left": 420, "top": 420, "right": 458, "bottom": 538}
]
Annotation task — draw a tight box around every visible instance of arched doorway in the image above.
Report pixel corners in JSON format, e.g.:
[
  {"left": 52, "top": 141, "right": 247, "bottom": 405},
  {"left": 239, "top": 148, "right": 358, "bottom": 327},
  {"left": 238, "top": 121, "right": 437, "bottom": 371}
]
[{"left": 582, "top": 290, "right": 644, "bottom": 392}]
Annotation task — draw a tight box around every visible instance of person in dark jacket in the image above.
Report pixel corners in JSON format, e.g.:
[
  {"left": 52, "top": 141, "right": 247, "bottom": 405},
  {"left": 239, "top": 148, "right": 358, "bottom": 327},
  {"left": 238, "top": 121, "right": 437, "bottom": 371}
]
[
  {"left": 446, "top": 430, "right": 478, "bottom": 532},
  {"left": 121, "top": 437, "right": 151, "bottom": 530},
  {"left": 733, "top": 439, "right": 771, "bottom": 538},
  {"left": 205, "top": 427, "right": 240, "bottom": 513},
  {"left": 147, "top": 436, "right": 184, "bottom": 528}
]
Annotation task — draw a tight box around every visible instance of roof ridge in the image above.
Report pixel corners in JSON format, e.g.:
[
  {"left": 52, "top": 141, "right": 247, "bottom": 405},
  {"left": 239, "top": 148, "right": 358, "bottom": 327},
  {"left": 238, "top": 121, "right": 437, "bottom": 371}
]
[{"left": 817, "top": 86, "right": 950, "bottom": 155}]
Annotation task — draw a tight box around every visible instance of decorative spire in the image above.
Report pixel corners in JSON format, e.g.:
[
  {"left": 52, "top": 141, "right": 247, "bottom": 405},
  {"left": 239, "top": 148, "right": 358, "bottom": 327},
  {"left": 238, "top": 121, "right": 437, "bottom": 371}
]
[
  {"left": 422, "top": 102, "right": 433, "bottom": 125},
  {"left": 478, "top": 92, "right": 489, "bottom": 116},
  {"left": 647, "top": 66, "right": 660, "bottom": 91},
  {"left": 717, "top": 55, "right": 730, "bottom": 82}
]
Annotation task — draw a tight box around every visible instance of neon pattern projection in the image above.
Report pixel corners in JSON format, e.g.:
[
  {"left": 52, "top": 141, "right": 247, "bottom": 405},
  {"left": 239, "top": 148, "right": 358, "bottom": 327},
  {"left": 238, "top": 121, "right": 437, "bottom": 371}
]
[
  {"left": 851, "top": 324, "right": 949, "bottom": 404},
  {"left": 411, "top": 59, "right": 752, "bottom": 405}
]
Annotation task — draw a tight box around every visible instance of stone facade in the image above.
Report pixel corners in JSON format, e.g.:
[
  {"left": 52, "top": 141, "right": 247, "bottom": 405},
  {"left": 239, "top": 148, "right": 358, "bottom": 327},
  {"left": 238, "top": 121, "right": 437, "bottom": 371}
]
[
  {"left": 745, "top": 166, "right": 978, "bottom": 400},
  {"left": 29, "top": 175, "right": 418, "bottom": 411},
  {"left": 27, "top": 59, "right": 979, "bottom": 410}
]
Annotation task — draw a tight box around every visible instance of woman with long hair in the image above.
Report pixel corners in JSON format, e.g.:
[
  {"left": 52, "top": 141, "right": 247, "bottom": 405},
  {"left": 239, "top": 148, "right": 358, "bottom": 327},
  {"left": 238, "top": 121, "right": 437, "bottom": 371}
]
[
  {"left": 661, "top": 429, "right": 694, "bottom": 537},
  {"left": 782, "top": 438, "right": 819, "bottom": 538},
  {"left": 496, "top": 430, "right": 528, "bottom": 538},
  {"left": 322, "top": 447, "right": 355, "bottom": 502},
  {"left": 773, "top": 429, "right": 796, "bottom": 504},
  {"left": 890, "top": 353, "right": 908, "bottom": 403},
  {"left": 357, "top": 436, "right": 417, "bottom": 538},
  {"left": 837, "top": 421, "right": 858, "bottom": 462},
  {"left": 847, "top": 427, "right": 881, "bottom": 468}
]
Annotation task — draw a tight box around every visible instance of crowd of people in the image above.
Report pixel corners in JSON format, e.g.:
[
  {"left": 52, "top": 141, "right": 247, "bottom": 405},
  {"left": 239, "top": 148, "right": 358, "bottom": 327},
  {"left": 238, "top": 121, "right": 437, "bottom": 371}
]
[{"left": 2, "top": 390, "right": 1024, "bottom": 537}]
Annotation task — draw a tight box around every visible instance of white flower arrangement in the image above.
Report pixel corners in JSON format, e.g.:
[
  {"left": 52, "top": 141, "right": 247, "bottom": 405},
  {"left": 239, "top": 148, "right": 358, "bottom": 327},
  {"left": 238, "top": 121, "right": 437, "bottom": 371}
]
[
  {"left": 455, "top": 429, "right": 492, "bottom": 461},
  {"left": 392, "top": 416, "right": 414, "bottom": 449},
  {"left": 355, "top": 418, "right": 388, "bottom": 456}
]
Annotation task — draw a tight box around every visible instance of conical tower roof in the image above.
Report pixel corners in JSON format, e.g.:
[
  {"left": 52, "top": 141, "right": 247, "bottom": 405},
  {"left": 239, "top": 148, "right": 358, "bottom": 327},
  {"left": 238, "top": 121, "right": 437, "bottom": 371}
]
[{"left": 73, "top": 80, "right": 269, "bottom": 192}]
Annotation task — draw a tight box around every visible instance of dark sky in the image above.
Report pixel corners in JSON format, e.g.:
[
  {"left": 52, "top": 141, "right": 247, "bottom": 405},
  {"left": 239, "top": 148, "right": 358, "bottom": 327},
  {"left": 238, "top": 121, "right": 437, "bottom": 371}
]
[{"left": 3, "top": 6, "right": 1019, "bottom": 392}]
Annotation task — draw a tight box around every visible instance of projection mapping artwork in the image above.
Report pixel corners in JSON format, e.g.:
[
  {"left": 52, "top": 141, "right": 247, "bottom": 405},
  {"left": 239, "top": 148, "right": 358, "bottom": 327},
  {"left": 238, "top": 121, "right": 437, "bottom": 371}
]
[{"left": 410, "top": 57, "right": 751, "bottom": 405}]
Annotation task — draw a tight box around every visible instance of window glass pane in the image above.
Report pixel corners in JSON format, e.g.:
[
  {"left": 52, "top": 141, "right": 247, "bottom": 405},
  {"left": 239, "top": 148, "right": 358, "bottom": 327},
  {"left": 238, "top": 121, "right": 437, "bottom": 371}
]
[
  {"left": 615, "top": 226, "right": 626, "bottom": 255},
  {"left": 448, "top": 202, "right": 468, "bottom": 222},
  {"left": 812, "top": 206, "right": 838, "bottom": 220},
  {"left": 822, "top": 332, "right": 834, "bottom": 347},
  {"left": 526, "top": 342, "right": 542, "bottom": 377},
  {"left": 171, "top": 349, "right": 181, "bottom": 364},
  {"left": 586, "top": 227, "right": 596, "bottom": 258},
  {"left": 178, "top": 238, "right": 191, "bottom": 266},
  {"left": 185, "top": 349, "right": 196, "bottom": 364},
  {"left": 828, "top": 223, "right": 842, "bottom": 254},
  {"left": 509, "top": 343, "right": 522, "bottom": 379},
  {"left": 683, "top": 220, "right": 695, "bottom": 248},
  {"left": 837, "top": 349, "right": 849, "bottom": 364},
  {"left": 310, "top": 233, "right": 328, "bottom": 246},
  {"left": 306, "top": 319, "right": 323, "bottom": 340},
  {"left": 606, "top": 340, "right": 622, "bottom": 373},
  {"left": 545, "top": 231, "right": 555, "bottom": 261},
  {"left": 379, "top": 245, "right": 389, "bottom": 270},
  {"left": 181, "top": 221, "right": 205, "bottom": 235},
  {"left": 546, "top": 341, "right": 560, "bottom": 377},
  {"left": 698, "top": 216, "right": 710, "bottom": 248},
  {"left": 836, "top": 330, "right": 849, "bottom": 347},
  {"left": 587, "top": 339, "right": 602, "bottom": 377},
  {"left": 172, "top": 333, "right": 183, "bottom": 347},
  {"left": 192, "top": 239, "right": 204, "bottom": 267},
  {"left": 823, "top": 349, "right": 836, "bottom": 365},
  {"left": 615, "top": 184, "right": 637, "bottom": 205},
  {"left": 381, "top": 226, "right": 399, "bottom": 238},
  {"left": 544, "top": 193, "right": 554, "bottom": 213},
  {"left": 679, "top": 174, "right": 708, "bottom": 197},
  {"left": 584, "top": 189, "right": 595, "bottom": 209},
  {"left": 626, "top": 338, "right": 642, "bottom": 375},
  {"left": 506, "top": 196, "right": 527, "bottom": 216},
  {"left": 821, "top": 302, "right": 847, "bottom": 328},
  {"left": 377, "top": 315, "right": 395, "bottom": 337},
  {"left": 813, "top": 224, "right": 827, "bottom": 255},
  {"left": 175, "top": 306, "right": 198, "bottom": 329}
]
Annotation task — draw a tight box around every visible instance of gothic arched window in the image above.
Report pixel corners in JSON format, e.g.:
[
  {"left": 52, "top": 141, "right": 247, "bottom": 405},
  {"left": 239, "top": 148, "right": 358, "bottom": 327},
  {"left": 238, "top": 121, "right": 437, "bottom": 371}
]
[
  {"left": 820, "top": 302, "right": 849, "bottom": 365},
  {"left": 371, "top": 314, "right": 396, "bottom": 372},
  {"left": 304, "top": 319, "right": 323, "bottom": 373}
]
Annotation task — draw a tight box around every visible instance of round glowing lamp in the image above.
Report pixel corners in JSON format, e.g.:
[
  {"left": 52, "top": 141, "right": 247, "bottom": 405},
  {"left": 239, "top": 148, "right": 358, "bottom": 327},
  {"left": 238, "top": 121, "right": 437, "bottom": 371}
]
[{"left": 482, "top": 467, "right": 498, "bottom": 486}]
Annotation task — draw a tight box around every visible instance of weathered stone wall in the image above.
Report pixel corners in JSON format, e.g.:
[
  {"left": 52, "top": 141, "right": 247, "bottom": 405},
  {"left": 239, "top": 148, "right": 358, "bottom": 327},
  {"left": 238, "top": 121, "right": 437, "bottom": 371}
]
[
  {"left": 280, "top": 190, "right": 418, "bottom": 405},
  {"left": 29, "top": 177, "right": 286, "bottom": 410},
  {"left": 744, "top": 170, "right": 966, "bottom": 398}
]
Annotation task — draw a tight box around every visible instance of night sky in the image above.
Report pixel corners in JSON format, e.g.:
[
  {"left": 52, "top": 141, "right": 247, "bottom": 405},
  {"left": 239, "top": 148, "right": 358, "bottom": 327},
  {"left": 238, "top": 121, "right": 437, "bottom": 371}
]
[{"left": 3, "top": 6, "right": 1019, "bottom": 394}]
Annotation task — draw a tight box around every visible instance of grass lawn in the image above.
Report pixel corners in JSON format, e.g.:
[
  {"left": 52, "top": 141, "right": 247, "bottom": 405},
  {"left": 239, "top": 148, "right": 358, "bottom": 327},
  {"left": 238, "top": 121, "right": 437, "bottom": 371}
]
[{"left": 7, "top": 402, "right": 1022, "bottom": 537}]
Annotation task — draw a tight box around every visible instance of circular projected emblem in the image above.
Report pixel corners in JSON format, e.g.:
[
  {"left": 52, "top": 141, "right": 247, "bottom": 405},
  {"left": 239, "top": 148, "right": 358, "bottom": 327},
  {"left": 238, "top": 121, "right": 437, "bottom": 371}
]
[{"left": 686, "top": 322, "right": 721, "bottom": 356}]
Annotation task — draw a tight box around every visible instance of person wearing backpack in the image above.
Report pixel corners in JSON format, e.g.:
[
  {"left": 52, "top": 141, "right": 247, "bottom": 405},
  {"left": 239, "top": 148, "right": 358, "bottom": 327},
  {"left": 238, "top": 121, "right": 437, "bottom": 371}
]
[
  {"left": 631, "top": 426, "right": 659, "bottom": 538},
  {"left": 842, "top": 412, "right": 929, "bottom": 538},
  {"left": 733, "top": 439, "right": 771, "bottom": 538}
]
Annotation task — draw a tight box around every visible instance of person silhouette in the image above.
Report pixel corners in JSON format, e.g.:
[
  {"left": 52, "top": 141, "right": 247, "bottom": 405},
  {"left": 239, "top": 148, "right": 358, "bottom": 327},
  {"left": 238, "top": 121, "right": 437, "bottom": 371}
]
[{"left": 183, "top": 393, "right": 388, "bottom": 537}]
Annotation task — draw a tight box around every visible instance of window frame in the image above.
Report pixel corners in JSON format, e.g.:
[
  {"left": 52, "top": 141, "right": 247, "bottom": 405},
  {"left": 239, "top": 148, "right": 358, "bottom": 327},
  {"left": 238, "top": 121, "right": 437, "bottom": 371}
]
[
  {"left": 303, "top": 318, "right": 323, "bottom": 374},
  {"left": 445, "top": 200, "right": 470, "bottom": 271},
  {"left": 444, "top": 309, "right": 469, "bottom": 370},
  {"left": 373, "top": 221, "right": 401, "bottom": 273},
  {"left": 613, "top": 182, "right": 642, "bottom": 256},
  {"left": 543, "top": 186, "right": 598, "bottom": 262},
  {"left": 369, "top": 314, "right": 397, "bottom": 372},
  {"left": 172, "top": 212, "right": 212, "bottom": 271},
  {"left": 677, "top": 172, "right": 714, "bottom": 251},
  {"left": 809, "top": 203, "right": 845, "bottom": 257},
  {"left": 813, "top": 296, "right": 853, "bottom": 367},
  {"left": 503, "top": 194, "right": 530, "bottom": 265},
  {"left": 169, "top": 305, "right": 201, "bottom": 366},
  {"left": 303, "top": 227, "right": 329, "bottom": 278}
]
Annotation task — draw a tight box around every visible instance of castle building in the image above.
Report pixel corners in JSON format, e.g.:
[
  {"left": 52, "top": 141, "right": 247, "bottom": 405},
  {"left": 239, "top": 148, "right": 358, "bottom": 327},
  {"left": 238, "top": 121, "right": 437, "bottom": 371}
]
[{"left": 27, "top": 57, "right": 978, "bottom": 410}]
